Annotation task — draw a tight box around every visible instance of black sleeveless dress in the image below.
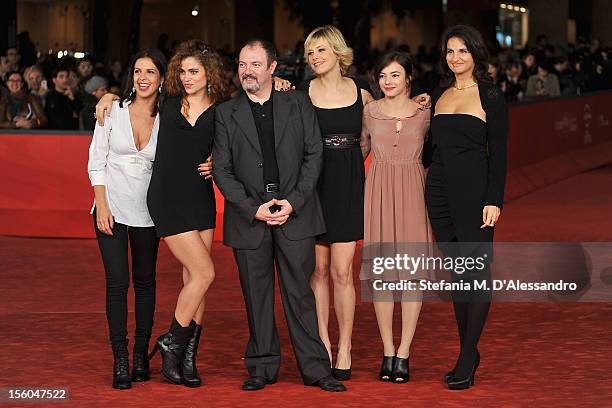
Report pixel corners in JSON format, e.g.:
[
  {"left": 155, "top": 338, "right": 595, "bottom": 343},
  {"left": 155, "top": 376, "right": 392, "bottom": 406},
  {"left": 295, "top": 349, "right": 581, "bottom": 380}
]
[
  {"left": 299, "top": 78, "right": 366, "bottom": 243},
  {"left": 147, "top": 96, "right": 216, "bottom": 237}
]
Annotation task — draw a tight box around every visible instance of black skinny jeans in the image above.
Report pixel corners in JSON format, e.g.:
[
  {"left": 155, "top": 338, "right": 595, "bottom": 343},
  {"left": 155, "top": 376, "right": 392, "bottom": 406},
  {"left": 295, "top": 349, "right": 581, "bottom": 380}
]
[{"left": 94, "top": 213, "right": 159, "bottom": 354}]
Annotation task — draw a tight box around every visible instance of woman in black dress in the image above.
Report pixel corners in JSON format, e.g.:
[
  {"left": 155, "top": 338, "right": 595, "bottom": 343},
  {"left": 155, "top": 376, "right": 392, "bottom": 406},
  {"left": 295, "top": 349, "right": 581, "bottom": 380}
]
[
  {"left": 300, "top": 26, "right": 372, "bottom": 380},
  {"left": 425, "top": 25, "right": 508, "bottom": 390},
  {"left": 145, "top": 40, "right": 226, "bottom": 387}
]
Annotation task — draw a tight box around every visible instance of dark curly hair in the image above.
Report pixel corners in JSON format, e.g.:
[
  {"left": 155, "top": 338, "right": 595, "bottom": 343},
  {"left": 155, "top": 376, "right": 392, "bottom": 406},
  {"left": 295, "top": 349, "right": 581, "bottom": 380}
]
[
  {"left": 166, "top": 40, "right": 227, "bottom": 106},
  {"left": 439, "top": 25, "right": 492, "bottom": 88}
]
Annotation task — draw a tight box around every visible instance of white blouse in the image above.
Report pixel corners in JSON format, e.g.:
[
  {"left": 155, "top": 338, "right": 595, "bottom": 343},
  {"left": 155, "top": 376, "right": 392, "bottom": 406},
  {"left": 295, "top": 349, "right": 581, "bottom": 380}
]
[{"left": 87, "top": 101, "right": 159, "bottom": 227}]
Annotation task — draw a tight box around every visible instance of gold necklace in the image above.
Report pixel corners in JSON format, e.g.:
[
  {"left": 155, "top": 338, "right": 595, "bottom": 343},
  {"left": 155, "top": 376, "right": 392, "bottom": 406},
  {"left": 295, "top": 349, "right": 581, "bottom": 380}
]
[{"left": 454, "top": 81, "right": 478, "bottom": 90}]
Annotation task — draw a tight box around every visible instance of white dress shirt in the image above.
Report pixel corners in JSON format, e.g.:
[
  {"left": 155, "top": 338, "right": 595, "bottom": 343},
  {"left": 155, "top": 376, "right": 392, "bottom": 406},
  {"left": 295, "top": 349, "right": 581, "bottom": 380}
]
[{"left": 88, "top": 101, "right": 159, "bottom": 227}]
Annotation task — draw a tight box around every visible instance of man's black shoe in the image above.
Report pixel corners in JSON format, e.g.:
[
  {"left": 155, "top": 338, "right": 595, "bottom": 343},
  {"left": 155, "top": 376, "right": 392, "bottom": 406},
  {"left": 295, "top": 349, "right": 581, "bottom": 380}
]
[
  {"left": 316, "top": 375, "right": 346, "bottom": 392},
  {"left": 242, "top": 376, "right": 273, "bottom": 391}
]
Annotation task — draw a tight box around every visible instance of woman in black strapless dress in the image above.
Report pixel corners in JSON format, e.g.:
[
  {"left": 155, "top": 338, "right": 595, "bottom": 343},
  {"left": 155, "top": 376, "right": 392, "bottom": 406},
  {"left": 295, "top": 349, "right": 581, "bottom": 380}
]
[{"left": 425, "top": 25, "right": 508, "bottom": 390}]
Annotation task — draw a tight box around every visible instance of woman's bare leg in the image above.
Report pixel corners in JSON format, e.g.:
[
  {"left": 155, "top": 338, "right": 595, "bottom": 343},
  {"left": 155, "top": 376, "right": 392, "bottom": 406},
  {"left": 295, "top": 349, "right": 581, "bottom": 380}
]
[
  {"left": 311, "top": 243, "right": 332, "bottom": 364},
  {"left": 330, "top": 241, "right": 356, "bottom": 370},
  {"left": 163, "top": 230, "right": 215, "bottom": 326}
]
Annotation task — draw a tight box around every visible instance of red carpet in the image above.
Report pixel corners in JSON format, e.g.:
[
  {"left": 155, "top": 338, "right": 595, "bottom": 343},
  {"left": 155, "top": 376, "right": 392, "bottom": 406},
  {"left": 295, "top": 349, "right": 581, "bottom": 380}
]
[{"left": 2, "top": 165, "right": 612, "bottom": 407}]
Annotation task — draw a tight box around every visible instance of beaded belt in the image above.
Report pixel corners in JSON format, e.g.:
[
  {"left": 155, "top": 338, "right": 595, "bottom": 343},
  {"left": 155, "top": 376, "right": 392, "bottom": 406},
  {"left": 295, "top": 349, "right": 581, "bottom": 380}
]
[{"left": 322, "top": 133, "right": 360, "bottom": 149}]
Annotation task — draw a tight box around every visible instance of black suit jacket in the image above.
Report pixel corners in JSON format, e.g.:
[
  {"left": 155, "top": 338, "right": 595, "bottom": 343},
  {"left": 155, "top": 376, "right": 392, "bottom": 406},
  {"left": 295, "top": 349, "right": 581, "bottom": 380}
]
[{"left": 213, "top": 90, "right": 326, "bottom": 249}]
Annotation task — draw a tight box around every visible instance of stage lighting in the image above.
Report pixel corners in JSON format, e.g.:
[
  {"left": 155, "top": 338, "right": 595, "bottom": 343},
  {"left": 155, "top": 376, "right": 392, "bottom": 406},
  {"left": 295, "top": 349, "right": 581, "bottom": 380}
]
[{"left": 192, "top": 5, "right": 199, "bottom": 16}]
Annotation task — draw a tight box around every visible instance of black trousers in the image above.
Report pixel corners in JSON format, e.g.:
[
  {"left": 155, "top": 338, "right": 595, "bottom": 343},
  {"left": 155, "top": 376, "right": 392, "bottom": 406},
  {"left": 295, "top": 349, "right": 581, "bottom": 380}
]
[
  {"left": 94, "top": 214, "right": 159, "bottom": 353},
  {"left": 233, "top": 226, "right": 331, "bottom": 385}
]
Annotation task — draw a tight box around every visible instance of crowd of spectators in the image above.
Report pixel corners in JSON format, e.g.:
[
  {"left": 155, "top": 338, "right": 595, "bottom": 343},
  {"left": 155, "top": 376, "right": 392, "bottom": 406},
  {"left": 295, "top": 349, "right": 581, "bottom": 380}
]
[
  {"left": 0, "top": 33, "right": 119, "bottom": 131},
  {"left": 343, "top": 34, "right": 612, "bottom": 102},
  {"left": 1, "top": 30, "right": 611, "bottom": 131},
  {"left": 485, "top": 35, "right": 612, "bottom": 102}
]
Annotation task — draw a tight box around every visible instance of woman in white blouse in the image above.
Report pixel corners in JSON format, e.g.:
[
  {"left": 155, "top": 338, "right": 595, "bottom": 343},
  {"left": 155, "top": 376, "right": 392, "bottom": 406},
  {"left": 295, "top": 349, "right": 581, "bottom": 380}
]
[{"left": 87, "top": 49, "right": 167, "bottom": 390}]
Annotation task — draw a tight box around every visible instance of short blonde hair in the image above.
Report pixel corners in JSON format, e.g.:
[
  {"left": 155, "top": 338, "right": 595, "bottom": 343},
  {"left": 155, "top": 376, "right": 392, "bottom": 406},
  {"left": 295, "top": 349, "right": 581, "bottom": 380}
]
[{"left": 304, "top": 25, "right": 353, "bottom": 75}]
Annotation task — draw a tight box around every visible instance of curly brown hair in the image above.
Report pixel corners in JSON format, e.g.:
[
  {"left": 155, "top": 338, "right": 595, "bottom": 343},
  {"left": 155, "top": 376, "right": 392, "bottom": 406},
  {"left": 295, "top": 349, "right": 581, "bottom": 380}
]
[{"left": 165, "top": 40, "right": 227, "bottom": 105}]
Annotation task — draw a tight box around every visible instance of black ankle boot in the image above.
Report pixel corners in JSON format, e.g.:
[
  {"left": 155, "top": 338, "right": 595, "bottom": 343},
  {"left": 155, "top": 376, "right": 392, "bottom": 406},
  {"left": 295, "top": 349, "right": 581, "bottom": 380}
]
[
  {"left": 182, "top": 323, "right": 202, "bottom": 387},
  {"left": 112, "top": 352, "right": 131, "bottom": 390},
  {"left": 149, "top": 318, "right": 194, "bottom": 385},
  {"left": 132, "top": 350, "right": 150, "bottom": 382}
]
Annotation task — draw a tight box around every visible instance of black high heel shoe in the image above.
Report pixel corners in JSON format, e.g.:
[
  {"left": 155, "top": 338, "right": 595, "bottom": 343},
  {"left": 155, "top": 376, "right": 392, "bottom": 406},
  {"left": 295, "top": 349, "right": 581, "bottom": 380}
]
[
  {"left": 132, "top": 350, "right": 150, "bottom": 382},
  {"left": 332, "top": 367, "right": 352, "bottom": 381},
  {"left": 332, "top": 351, "right": 352, "bottom": 381},
  {"left": 444, "top": 350, "right": 479, "bottom": 384},
  {"left": 447, "top": 356, "right": 479, "bottom": 390},
  {"left": 378, "top": 356, "right": 395, "bottom": 381},
  {"left": 391, "top": 357, "right": 410, "bottom": 383}
]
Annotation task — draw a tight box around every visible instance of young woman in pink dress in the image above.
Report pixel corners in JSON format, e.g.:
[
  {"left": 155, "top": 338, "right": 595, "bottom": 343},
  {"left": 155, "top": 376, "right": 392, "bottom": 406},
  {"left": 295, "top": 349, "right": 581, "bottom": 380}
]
[{"left": 360, "top": 51, "right": 433, "bottom": 383}]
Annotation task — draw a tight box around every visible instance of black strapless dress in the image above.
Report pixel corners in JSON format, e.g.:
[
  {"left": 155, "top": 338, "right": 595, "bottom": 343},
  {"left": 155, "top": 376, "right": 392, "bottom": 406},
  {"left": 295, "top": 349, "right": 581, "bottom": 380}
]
[{"left": 425, "top": 114, "right": 492, "bottom": 244}]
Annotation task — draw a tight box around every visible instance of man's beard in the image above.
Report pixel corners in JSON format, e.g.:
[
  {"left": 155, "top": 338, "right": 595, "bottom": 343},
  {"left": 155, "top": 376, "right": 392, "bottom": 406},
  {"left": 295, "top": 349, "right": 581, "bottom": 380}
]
[{"left": 241, "top": 75, "right": 260, "bottom": 93}]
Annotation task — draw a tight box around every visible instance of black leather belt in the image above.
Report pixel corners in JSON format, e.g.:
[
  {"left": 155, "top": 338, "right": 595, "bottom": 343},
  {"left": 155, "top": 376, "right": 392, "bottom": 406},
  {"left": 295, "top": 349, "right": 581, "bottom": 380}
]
[
  {"left": 322, "top": 133, "right": 360, "bottom": 149},
  {"left": 265, "top": 183, "right": 280, "bottom": 193}
]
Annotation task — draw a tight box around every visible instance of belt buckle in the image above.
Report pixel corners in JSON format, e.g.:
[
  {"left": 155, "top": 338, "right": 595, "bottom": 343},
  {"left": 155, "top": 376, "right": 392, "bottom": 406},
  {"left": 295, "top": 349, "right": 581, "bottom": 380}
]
[
  {"left": 265, "top": 183, "right": 278, "bottom": 193},
  {"left": 330, "top": 135, "right": 344, "bottom": 147}
]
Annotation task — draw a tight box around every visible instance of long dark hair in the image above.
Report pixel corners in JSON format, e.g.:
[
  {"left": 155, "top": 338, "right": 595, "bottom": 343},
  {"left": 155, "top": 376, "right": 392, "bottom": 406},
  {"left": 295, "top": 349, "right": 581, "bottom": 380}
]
[
  {"left": 439, "top": 25, "right": 491, "bottom": 88},
  {"left": 120, "top": 48, "right": 167, "bottom": 116}
]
